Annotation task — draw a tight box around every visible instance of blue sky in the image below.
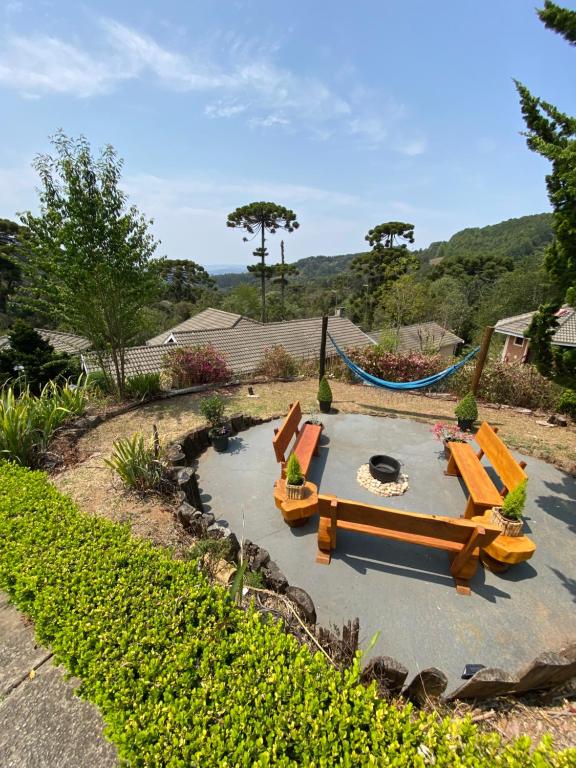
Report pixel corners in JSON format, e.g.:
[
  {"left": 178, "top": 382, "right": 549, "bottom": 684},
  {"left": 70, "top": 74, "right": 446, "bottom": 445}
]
[{"left": 1, "top": 0, "right": 574, "bottom": 267}]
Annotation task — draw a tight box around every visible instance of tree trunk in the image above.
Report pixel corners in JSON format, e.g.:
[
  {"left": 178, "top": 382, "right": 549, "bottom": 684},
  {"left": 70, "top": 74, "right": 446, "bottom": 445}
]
[
  {"left": 260, "top": 227, "right": 266, "bottom": 324},
  {"left": 280, "top": 239, "right": 285, "bottom": 320}
]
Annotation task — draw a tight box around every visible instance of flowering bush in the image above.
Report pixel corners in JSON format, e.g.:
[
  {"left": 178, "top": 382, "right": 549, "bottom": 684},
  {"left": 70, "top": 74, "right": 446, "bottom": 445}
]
[
  {"left": 431, "top": 422, "right": 471, "bottom": 443},
  {"left": 256, "top": 345, "right": 297, "bottom": 379},
  {"left": 163, "top": 345, "right": 232, "bottom": 388},
  {"left": 331, "top": 346, "right": 445, "bottom": 383}
]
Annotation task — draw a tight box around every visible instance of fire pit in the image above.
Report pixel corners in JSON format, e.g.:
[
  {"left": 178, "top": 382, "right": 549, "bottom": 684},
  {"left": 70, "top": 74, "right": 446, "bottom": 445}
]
[{"left": 369, "top": 455, "right": 400, "bottom": 484}]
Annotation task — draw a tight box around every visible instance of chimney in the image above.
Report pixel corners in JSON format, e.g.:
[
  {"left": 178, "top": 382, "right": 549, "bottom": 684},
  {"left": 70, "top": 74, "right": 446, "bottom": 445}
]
[{"left": 334, "top": 306, "right": 345, "bottom": 318}]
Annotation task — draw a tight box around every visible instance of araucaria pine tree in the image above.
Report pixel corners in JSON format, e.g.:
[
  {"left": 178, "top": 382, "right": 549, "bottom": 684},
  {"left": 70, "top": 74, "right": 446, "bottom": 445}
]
[
  {"left": 350, "top": 221, "right": 418, "bottom": 330},
  {"left": 516, "top": 2, "right": 576, "bottom": 387},
  {"left": 226, "top": 202, "right": 299, "bottom": 323},
  {"left": 272, "top": 240, "right": 299, "bottom": 320}
]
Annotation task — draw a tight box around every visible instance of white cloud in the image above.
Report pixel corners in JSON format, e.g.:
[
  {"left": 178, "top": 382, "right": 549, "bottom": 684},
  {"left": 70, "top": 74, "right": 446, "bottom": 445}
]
[
  {"left": 397, "top": 137, "right": 428, "bottom": 156},
  {"left": 0, "top": 16, "right": 418, "bottom": 149}
]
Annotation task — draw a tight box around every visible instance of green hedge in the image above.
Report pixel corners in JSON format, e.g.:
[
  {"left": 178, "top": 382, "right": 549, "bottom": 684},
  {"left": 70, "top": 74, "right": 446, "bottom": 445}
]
[{"left": 0, "top": 463, "right": 572, "bottom": 767}]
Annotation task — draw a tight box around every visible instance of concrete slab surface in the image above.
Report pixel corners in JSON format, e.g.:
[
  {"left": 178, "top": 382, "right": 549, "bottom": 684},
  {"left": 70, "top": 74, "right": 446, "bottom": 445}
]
[
  {"left": 198, "top": 413, "right": 576, "bottom": 688},
  {"left": 0, "top": 598, "right": 117, "bottom": 768}
]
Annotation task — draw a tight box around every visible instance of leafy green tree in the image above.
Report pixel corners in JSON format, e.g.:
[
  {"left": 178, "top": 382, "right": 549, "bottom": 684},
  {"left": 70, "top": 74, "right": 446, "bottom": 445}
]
[
  {"left": 516, "top": 2, "right": 576, "bottom": 386},
  {"left": 17, "top": 132, "right": 160, "bottom": 397},
  {"left": 0, "top": 321, "right": 79, "bottom": 392},
  {"left": 155, "top": 259, "right": 215, "bottom": 303},
  {"left": 221, "top": 283, "right": 261, "bottom": 319},
  {"left": 350, "top": 221, "right": 418, "bottom": 329},
  {"left": 272, "top": 240, "right": 299, "bottom": 320},
  {"left": 226, "top": 202, "right": 299, "bottom": 323},
  {"left": 377, "top": 274, "right": 431, "bottom": 330},
  {"left": 0, "top": 219, "right": 25, "bottom": 321}
]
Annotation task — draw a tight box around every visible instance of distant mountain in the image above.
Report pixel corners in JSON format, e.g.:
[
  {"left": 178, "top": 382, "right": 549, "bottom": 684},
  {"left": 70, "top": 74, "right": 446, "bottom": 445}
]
[
  {"left": 213, "top": 213, "right": 554, "bottom": 289},
  {"left": 207, "top": 264, "right": 246, "bottom": 275},
  {"left": 416, "top": 213, "right": 553, "bottom": 265}
]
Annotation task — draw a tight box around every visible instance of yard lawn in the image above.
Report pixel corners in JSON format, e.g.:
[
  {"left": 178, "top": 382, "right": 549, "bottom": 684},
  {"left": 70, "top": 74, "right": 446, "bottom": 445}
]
[{"left": 53, "top": 378, "right": 576, "bottom": 553}]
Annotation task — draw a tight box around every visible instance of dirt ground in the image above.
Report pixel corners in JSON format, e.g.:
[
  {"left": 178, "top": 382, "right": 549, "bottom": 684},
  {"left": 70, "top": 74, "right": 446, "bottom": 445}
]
[{"left": 51, "top": 378, "right": 576, "bottom": 750}]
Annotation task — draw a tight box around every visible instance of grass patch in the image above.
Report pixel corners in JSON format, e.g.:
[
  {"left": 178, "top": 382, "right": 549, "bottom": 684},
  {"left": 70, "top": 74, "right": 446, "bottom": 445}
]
[{"left": 0, "top": 463, "right": 573, "bottom": 766}]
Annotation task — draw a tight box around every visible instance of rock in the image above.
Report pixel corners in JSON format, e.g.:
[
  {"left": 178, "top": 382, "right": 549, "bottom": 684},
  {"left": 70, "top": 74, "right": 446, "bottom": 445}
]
[
  {"left": 361, "top": 656, "right": 408, "bottom": 697},
  {"left": 85, "top": 414, "right": 103, "bottom": 427},
  {"left": 536, "top": 420, "right": 557, "bottom": 428},
  {"left": 252, "top": 547, "right": 270, "bottom": 571},
  {"left": 201, "top": 512, "right": 215, "bottom": 527},
  {"left": 445, "top": 667, "right": 517, "bottom": 700},
  {"left": 514, "top": 651, "right": 576, "bottom": 694},
  {"left": 404, "top": 668, "right": 448, "bottom": 706},
  {"left": 207, "top": 523, "right": 226, "bottom": 538},
  {"left": 165, "top": 444, "right": 186, "bottom": 466},
  {"left": 548, "top": 413, "right": 568, "bottom": 427},
  {"left": 285, "top": 586, "right": 316, "bottom": 625},
  {"left": 515, "top": 407, "right": 533, "bottom": 415},
  {"left": 175, "top": 467, "right": 204, "bottom": 509},
  {"left": 262, "top": 560, "right": 288, "bottom": 593},
  {"left": 176, "top": 502, "right": 196, "bottom": 528}
]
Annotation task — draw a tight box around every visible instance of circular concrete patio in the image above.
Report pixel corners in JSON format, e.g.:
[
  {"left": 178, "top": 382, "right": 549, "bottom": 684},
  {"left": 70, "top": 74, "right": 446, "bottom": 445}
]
[{"left": 197, "top": 412, "right": 576, "bottom": 688}]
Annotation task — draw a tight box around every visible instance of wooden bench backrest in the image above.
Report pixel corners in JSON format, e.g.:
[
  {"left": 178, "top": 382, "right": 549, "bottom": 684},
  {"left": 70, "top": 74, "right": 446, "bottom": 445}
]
[
  {"left": 272, "top": 401, "right": 302, "bottom": 463},
  {"left": 317, "top": 494, "right": 500, "bottom": 548},
  {"left": 476, "top": 421, "right": 527, "bottom": 493}
]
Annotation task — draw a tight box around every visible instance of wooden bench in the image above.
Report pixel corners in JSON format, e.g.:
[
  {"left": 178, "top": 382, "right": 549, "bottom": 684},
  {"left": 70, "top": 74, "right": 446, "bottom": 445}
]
[
  {"left": 317, "top": 494, "right": 501, "bottom": 595},
  {"left": 471, "top": 512, "right": 536, "bottom": 572},
  {"left": 272, "top": 401, "right": 322, "bottom": 479},
  {"left": 445, "top": 421, "right": 527, "bottom": 519}
]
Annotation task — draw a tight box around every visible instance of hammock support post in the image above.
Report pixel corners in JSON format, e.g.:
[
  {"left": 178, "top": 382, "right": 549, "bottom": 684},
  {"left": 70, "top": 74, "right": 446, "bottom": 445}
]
[
  {"left": 471, "top": 326, "right": 494, "bottom": 396},
  {"left": 319, "top": 315, "right": 328, "bottom": 382}
]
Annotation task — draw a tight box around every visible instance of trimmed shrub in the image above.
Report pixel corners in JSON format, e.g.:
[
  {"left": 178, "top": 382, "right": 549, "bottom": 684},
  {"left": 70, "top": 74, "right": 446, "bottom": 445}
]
[
  {"left": 556, "top": 389, "right": 576, "bottom": 419},
  {"left": 317, "top": 375, "right": 333, "bottom": 403},
  {"left": 0, "top": 465, "right": 572, "bottom": 766},
  {"left": 455, "top": 392, "right": 478, "bottom": 423},
  {"left": 105, "top": 433, "right": 165, "bottom": 493},
  {"left": 125, "top": 372, "right": 161, "bottom": 401},
  {"left": 285, "top": 453, "right": 304, "bottom": 486},
  {"left": 256, "top": 345, "right": 298, "bottom": 379},
  {"left": 501, "top": 480, "right": 527, "bottom": 521}
]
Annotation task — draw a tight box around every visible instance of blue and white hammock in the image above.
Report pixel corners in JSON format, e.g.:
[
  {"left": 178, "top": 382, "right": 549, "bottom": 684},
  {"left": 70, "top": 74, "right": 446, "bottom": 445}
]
[{"left": 327, "top": 332, "right": 479, "bottom": 391}]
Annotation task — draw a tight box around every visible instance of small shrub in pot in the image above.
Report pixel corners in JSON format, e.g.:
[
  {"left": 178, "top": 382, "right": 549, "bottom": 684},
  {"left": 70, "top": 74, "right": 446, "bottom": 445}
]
[
  {"left": 199, "top": 394, "right": 229, "bottom": 452},
  {"left": 491, "top": 479, "right": 527, "bottom": 537},
  {"left": 454, "top": 392, "right": 478, "bottom": 431},
  {"left": 317, "top": 376, "right": 333, "bottom": 413},
  {"left": 285, "top": 453, "right": 305, "bottom": 499}
]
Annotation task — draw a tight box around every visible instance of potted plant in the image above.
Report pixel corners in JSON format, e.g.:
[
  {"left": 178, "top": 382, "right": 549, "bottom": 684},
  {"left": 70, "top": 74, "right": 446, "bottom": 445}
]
[
  {"left": 199, "top": 394, "right": 229, "bottom": 452},
  {"left": 490, "top": 480, "right": 527, "bottom": 537},
  {"left": 317, "top": 376, "right": 333, "bottom": 414},
  {"left": 285, "top": 453, "right": 305, "bottom": 500},
  {"left": 431, "top": 422, "right": 471, "bottom": 458},
  {"left": 454, "top": 392, "right": 478, "bottom": 432}
]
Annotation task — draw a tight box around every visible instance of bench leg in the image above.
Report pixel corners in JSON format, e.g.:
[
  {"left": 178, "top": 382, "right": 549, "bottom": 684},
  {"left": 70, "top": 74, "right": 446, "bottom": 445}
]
[
  {"left": 463, "top": 495, "right": 477, "bottom": 520},
  {"left": 445, "top": 452, "right": 460, "bottom": 477},
  {"left": 317, "top": 517, "right": 333, "bottom": 564}
]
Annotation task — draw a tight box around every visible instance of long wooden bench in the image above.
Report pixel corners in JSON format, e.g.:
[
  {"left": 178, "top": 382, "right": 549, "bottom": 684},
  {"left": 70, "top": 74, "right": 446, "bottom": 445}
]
[
  {"left": 317, "top": 494, "right": 501, "bottom": 595},
  {"left": 445, "top": 421, "right": 527, "bottom": 519},
  {"left": 272, "top": 401, "right": 322, "bottom": 479}
]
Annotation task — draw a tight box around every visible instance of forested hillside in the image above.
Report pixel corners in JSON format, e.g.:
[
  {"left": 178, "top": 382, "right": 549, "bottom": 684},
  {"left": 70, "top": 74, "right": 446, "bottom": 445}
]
[{"left": 0, "top": 212, "right": 557, "bottom": 345}]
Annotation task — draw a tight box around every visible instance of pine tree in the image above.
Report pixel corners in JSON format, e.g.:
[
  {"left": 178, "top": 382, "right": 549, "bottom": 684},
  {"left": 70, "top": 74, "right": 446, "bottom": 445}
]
[
  {"left": 272, "top": 240, "right": 299, "bottom": 320},
  {"left": 516, "top": 2, "right": 576, "bottom": 386}
]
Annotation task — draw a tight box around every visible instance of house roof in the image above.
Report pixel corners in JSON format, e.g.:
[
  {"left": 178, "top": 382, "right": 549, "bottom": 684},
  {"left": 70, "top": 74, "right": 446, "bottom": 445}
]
[
  {"left": 147, "top": 308, "right": 255, "bottom": 345},
  {"left": 369, "top": 322, "right": 464, "bottom": 354},
  {"left": 83, "top": 315, "right": 374, "bottom": 378},
  {"left": 0, "top": 329, "right": 91, "bottom": 354},
  {"left": 494, "top": 306, "right": 576, "bottom": 347}
]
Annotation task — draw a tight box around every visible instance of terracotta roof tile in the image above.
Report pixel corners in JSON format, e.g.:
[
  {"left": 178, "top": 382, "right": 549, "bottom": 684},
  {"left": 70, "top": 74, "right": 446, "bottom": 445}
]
[
  {"left": 370, "top": 322, "right": 463, "bottom": 353},
  {"left": 147, "top": 308, "right": 256, "bottom": 345}
]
